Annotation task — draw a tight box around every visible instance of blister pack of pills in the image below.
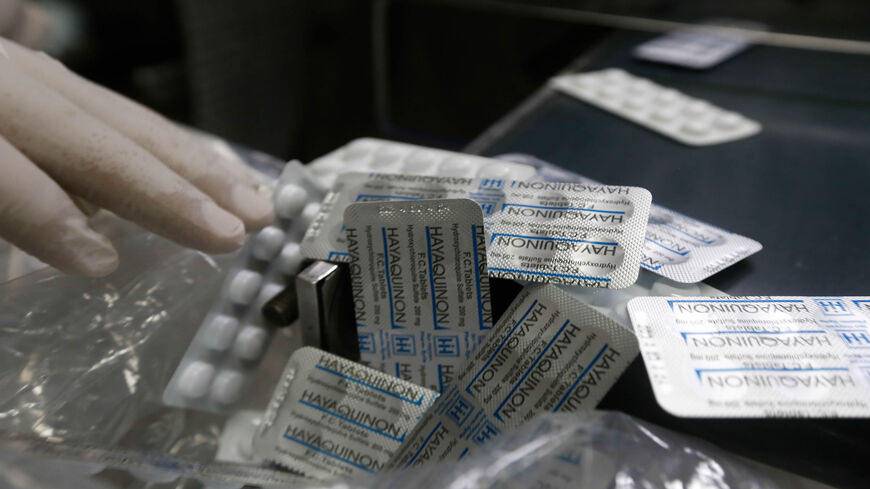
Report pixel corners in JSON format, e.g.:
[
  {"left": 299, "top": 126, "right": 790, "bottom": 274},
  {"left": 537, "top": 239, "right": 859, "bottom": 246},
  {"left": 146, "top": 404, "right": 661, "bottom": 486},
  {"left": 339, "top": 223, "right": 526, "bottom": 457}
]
[
  {"left": 253, "top": 347, "right": 439, "bottom": 479},
  {"left": 305, "top": 138, "right": 538, "bottom": 189},
  {"left": 163, "top": 161, "right": 326, "bottom": 413},
  {"left": 385, "top": 284, "right": 638, "bottom": 469},
  {"left": 499, "top": 153, "right": 763, "bottom": 283},
  {"left": 560, "top": 269, "right": 726, "bottom": 332},
  {"left": 345, "top": 199, "right": 493, "bottom": 391},
  {"left": 550, "top": 69, "right": 761, "bottom": 146},
  {"left": 302, "top": 173, "right": 652, "bottom": 288},
  {"left": 628, "top": 296, "right": 870, "bottom": 417},
  {"left": 633, "top": 21, "right": 767, "bottom": 70},
  {"left": 1, "top": 433, "right": 307, "bottom": 489}
]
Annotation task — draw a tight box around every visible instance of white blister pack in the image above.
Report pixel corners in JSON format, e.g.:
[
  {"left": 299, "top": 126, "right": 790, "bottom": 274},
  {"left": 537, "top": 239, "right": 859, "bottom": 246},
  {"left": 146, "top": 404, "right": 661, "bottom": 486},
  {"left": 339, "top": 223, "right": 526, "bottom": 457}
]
[
  {"left": 163, "top": 161, "right": 325, "bottom": 413},
  {"left": 500, "top": 153, "right": 762, "bottom": 283},
  {"left": 305, "top": 138, "right": 538, "bottom": 189},
  {"left": 550, "top": 69, "right": 761, "bottom": 146},
  {"left": 628, "top": 296, "right": 870, "bottom": 418},
  {"left": 345, "top": 199, "right": 493, "bottom": 391},
  {"left": 253, "top": 347, "right": 439, "bottom": 479},
  {"left": 633, "top": 21, "right": 767, "bottom": 70},
  {"left": 560, "top": 270, "right": 726, "bottom": 332},
  {"left": 302, "top": 173, "right": 652, "bottom": 288},
  {"left": 385, "top": 284, "right": 638, "bottom": 469}
]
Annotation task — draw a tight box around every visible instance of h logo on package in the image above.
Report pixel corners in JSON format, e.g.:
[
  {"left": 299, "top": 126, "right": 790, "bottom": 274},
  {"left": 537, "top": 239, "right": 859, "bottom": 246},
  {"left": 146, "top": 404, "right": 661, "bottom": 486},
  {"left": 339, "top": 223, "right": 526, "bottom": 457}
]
[{"left": 391, "top": 334, "right": 417, "bottom": 356}]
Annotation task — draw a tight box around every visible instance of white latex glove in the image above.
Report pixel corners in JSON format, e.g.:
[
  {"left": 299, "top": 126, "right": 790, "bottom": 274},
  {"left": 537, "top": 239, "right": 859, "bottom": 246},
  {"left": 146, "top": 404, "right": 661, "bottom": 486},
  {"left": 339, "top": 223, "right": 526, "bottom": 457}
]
[{"left": 0, "top": 37, "right": 274, "bottom": 277}]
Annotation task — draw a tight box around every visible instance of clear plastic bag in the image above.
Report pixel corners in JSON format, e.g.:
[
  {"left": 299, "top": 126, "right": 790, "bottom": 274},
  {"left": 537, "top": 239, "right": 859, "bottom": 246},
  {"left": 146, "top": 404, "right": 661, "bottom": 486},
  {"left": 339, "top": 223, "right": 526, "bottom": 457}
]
[
  {"left": 0, "top": 216, "right": 230, "bottom": 446},
  {"left": 304, "top": 411, "right": 788, "bottom": 489}
]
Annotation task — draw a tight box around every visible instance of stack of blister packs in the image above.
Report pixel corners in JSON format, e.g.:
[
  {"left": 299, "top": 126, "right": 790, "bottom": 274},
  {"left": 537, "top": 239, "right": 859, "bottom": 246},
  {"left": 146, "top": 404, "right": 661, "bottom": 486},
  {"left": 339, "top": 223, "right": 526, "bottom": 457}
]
[{"left": 161, "top": 135, "right": 867, "bottom": 485}]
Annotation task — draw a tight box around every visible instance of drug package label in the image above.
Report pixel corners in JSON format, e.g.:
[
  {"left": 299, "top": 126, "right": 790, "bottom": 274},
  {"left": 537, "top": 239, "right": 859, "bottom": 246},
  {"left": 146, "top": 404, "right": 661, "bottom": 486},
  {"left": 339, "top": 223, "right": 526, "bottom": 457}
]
[
  {"left": 499, "top": 153, "right": 762, "bottom": 283},
  {"left": 253, "top": 347, "right": 439, "bottom": 479},
  {"left": 345, "top": 199, "right": 493, "bottom": 392},
  {"left": 628, "top": 296, "right": 870, "bottom": 418},
  {"left": 301, "top": 173, "right": 652, "bottom": 289},
  {"left": 385, "top": 284, "right": 638, "bottom": 469}
]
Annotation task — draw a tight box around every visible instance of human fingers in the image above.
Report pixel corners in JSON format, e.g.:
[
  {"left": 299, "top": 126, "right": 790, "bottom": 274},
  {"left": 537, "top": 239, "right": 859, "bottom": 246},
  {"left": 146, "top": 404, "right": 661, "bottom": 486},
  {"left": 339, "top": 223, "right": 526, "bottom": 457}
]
[
  {"left": 0, "top": 56, "right": 245, "bottom": 253},
  {"left": 0, "top": 134, "right": 118, "bottom": 276},
  {"left": 2, "top": 38, "right": 274, "bottom": 230}
]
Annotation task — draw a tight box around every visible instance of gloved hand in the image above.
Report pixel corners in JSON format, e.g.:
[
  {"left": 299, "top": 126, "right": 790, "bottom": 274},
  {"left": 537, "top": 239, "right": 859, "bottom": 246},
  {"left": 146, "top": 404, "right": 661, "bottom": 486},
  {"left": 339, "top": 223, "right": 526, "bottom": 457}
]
[{"left": 0, "top": 37, "right": 274, "bottom": 277}]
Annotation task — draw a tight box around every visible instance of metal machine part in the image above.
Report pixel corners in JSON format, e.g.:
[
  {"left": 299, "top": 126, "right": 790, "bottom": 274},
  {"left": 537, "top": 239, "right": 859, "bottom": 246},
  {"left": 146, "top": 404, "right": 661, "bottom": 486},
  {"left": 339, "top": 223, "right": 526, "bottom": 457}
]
[{"left": 296, "top": 261, "right": 360, "bottom": 361}]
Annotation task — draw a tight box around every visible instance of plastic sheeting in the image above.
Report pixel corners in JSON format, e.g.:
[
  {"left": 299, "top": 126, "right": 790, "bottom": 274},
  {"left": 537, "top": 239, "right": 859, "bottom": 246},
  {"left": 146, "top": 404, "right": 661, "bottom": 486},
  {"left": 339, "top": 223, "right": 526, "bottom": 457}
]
[{"left": 306, "top": 410, "right": 784, "bottom": 489}]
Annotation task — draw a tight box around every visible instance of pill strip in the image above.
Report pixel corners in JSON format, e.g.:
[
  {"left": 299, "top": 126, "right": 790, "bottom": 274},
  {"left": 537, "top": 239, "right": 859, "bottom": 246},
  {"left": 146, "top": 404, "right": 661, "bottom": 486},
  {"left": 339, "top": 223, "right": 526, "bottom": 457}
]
[
  {"left": 628, "top": 296, "right": 870, "bottom": 418},
  {"left": 253, "top": 347, "right": 439, "bottom": 479},
  {"left": 550, "top": 69, "right": 761, "bottom": 146},
  {"left": 499, "top": 153, "right": 763, "bottom": 283},
  {"left": 1, "top": 433, "right": 305, "bottom": 487},
  {"left": 345, "top": 199, "right": 493, "bottom": 392},
  {"left": 302, "top": 173, "right": 652, "bottom": 289},
  {"left": 163, "top": 161, "right": 326, "bottom": 413},
  {"left": 385, "top": 284, "right": 638, "bottom": 469},
  {"left": 305, "top": 138, "right": 538, "bottom": 189},
  {"left": 633, "top": 22, "right": 766, "bottom": 70}
]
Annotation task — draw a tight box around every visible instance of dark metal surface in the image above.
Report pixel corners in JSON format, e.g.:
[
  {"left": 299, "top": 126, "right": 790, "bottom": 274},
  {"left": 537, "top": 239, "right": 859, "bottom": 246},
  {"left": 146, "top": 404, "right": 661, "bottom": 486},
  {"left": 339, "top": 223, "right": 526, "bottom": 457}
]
[{"left": 466, "top": 32, "right": 870, "bottom": 488}]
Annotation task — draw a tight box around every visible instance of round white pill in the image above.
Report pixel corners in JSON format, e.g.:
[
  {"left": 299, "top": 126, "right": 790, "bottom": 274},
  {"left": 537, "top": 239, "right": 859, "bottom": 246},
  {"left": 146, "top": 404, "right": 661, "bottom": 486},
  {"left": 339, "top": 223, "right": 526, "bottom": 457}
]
[
  {"left": 656, "top": 89, "right": 681, "bottom": 105},
  {"left": 210, "top": 369, "right": 245, "bottom": 405},
  {"left": 308, "top": 160, "right": 345, "bottom": 178},
  {"left": 684, "top": 100, "right": 710, "bottom": 116},
  {"left": 624, "top": 95, "right": 650, "bottom": 111},
  {"left": 342, "top": 139, "right": 378, "bottom": 161},
  {"left": 255, "top": 282, "right": 285, "bottom": 309},
  {"left": 629, "top": 79, "right": 654, "bottom": 93},
  {"left": 177, "top": 361, "right": 215, "bottom": 399},
  {"left": 682, "top": 119, "right": 712, "bottom": 136},
  {"left": 403, "top": 150, "right": 440, "bottom": 174},
  {"left": 229, "top": 270, "right": 262, "bottom": 305},
  {"left": 251, "top": 226, "right": 286, "bottom": 260},
  {"left": 476, "top": 162, "right": 515, "bottom": 179},
  {"left": 652, "top": 107, "right": 680, "bottom": 122},
  {"left": 716, "top": 112, "right": 744, "bottom": 130},
  {"left": 602, "top": 69, "right": 629, "bottom": 83},
  {"left": 600, "top": 85, "right": 623, "bottom": 99},
  {"left": 202, "top": 315, "right": 240, "bottom": 351},
  {"left": 279, "top": 242, "right": 304, "bottom": 275},
  {"left": 237, "top": 435, "right": 256, "bottom": 460},
  {"left": 300, "top": 202, "right": 321, "bottom": 227},
  {"left": 234, "top": 326, "right": 268, "bottom": 361},
  {"left": 651, "top": 280, "right": 701, "bottom": 297},
  {"left": 439, "top": 156, "right": 473, "bottom": 176},
  {"left": 275, "top": 184, "right": 308, "bottom": 219},
  {"left": 571, "top": 76, "right": 596, "bottom": 90},
  {"left": 371, "top": 146, "right": 404, "bottom": 168}
]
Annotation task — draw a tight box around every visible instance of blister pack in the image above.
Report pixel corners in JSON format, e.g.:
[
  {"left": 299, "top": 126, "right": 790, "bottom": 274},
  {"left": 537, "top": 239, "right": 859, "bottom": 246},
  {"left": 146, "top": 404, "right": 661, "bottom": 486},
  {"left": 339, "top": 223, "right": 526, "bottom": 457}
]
[
  {"left": 0, "top": 433, "right": 307, "bottom": 489},
  {"left": 633, "top": 21, "right": 767, "bottom": 70},
  {"left": 253, "top": 347, "right": 439, "bottom": 479},
  {"left": 163, "top": 161, "right": 325, "bottom": 413},
  {"left": 385, "top": 284, "right": 638, "bottom": 469},
  {"left": 560, "top": 270, "right": 726, "bottom": 332},
  {"left": 344, "top": 199, "right": 493, "bottom": 391},
  {"left": 499, "top": 153, "right": 762, "bottom": 283},
  {"left": 550, "top": 69, "right": 761, "bottom": 146},
  {"left": 628, "top": 296, "right": 870, "bottom": 417},
  {"left": 302, "top": 173, "right": 652, "bottom": 289},
  {"left": 305, "top": 138, "right": 538, "bottom": 189}
]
